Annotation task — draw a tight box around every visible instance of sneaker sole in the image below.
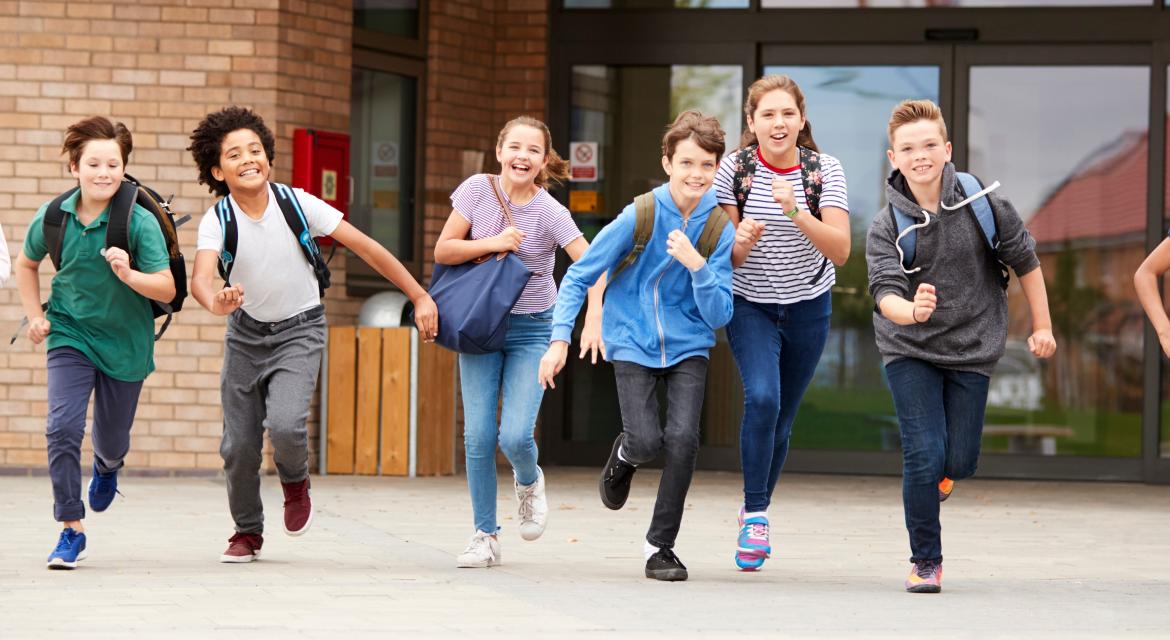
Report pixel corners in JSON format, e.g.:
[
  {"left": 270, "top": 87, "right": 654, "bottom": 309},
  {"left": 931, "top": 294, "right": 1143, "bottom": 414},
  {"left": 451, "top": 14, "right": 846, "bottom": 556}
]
[
  {"left": 456, "top": 557, "right": 500, "bottom": 568},
  {"left": 220, "top": 550, "right": 261, "bottom": 563},
  {"left": 735, "top": 552, "right": 766, "bottom": 571},
  {"left": 645, "top": 567, "right": 688, "bottom": 581},
  {"left": 284, "top": 506, "right": 314, "bottom": 537},
  {"left": 46, "top": 550, "right": 87, "bottom": 570},
  {"left": 906, "top": 583, "right": 942, "bottom": 594}
]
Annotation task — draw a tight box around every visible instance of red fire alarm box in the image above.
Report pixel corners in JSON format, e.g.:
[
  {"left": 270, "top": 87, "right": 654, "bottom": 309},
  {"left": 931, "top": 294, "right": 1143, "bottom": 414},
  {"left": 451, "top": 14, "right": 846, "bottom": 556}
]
[{"left": 292, "top": 128, "right": 350, "bottom": 246}]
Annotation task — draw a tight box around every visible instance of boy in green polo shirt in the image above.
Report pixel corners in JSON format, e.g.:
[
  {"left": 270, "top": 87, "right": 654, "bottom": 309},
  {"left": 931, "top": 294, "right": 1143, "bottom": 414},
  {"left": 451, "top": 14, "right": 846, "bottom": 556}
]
[{"left": 14, "top": 116, "right": 175, "bottom": 570}]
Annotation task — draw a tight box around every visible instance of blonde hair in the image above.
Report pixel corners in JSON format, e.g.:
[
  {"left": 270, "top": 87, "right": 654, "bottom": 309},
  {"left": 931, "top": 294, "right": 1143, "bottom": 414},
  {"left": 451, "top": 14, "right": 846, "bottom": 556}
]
[
  {"left": 662, "top": 109, "right": 725, "bottom": 160},
  {"left": 888, "top": 99, "right": 948, "bottom": 145},
  {"left": 496, "top": 116, "right": 570, "bottom": 188},
  {"left": 740, "top": 74, "right": 818, "bottom": 152}
]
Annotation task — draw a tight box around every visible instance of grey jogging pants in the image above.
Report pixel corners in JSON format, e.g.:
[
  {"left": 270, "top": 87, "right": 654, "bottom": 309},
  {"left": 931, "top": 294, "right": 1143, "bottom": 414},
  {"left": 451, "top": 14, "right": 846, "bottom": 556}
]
[{"left": 220, "top": 305, "right": 326, "bottom": 535}]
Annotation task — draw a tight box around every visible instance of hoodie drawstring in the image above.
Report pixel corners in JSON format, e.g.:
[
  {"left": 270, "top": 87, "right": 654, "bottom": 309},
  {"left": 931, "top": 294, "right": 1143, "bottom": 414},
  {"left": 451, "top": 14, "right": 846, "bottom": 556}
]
[{"left": 895, "top": 180, "right": 1001, "bottom": 274}]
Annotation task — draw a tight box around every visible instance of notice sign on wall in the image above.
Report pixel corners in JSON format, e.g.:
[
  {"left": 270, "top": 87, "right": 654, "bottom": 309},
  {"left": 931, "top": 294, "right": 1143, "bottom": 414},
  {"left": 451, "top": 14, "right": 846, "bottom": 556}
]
[
  {"left": 569, "top": 142, "right": 598, "bottom": 182},
  {"left": 373, "top": 141, "right": 399, "bottom": 178}
]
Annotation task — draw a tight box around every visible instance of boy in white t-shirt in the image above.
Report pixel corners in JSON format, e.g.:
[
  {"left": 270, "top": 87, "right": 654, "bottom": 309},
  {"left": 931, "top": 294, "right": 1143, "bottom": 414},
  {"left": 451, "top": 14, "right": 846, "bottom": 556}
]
[{"left": 188, "top": 106, "right": 437, "bottom": 563}]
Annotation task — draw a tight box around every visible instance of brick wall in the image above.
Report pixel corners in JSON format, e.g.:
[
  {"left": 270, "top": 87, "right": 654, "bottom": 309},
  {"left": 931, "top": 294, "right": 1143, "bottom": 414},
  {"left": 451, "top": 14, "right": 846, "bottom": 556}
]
[
  {"left": 0, "top": 0, "right": 355, "bottom": 474},
  {"left": 0, "top": 0, "right": 551, "bottom": 475}
]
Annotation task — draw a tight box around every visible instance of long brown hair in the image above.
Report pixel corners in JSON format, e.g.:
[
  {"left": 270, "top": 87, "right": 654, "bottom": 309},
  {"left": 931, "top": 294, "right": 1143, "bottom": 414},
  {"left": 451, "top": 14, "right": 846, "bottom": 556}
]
[
  {"left": 62, "top": 116, "right": 133, "bottom": 170},
  {"left": 496, "top": 116, "right": 570, "bottom": 188},
  {"left": 739, "top": 75, "right": 819, "bottom": 153}
]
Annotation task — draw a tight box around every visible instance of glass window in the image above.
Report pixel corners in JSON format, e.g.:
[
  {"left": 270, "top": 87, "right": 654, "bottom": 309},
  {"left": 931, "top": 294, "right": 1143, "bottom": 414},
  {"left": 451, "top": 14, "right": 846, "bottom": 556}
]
[
  {"left": 969, "top": 65, "right": 1148, "bottom": 457},
  {"left": 565, "top": 0, "right": 749, "bottom": 8},
  {"left": 741, "top": 65, "right": 940, "bottom": 453},
  {"left": 349, "top": 68, "right": 416, "bottom": 262},
  {"left": 355, "top": 0, "right": 419, "bottom": 38},
  {"left": 564, "top": 64, "right": 743, "bottom": 446},
  {"left": 762, "top": 1, "right": 1149, "bottom": 6}
]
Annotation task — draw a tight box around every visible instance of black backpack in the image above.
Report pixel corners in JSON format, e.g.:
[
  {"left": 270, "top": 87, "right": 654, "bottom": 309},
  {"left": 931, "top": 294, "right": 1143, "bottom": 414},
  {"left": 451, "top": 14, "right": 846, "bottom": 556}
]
[
  {"left": 213, "top": 182, "right": 331, "bottom": 297},
  {"left": 42, "top": 175, "right": 189, "bottom": 340}
]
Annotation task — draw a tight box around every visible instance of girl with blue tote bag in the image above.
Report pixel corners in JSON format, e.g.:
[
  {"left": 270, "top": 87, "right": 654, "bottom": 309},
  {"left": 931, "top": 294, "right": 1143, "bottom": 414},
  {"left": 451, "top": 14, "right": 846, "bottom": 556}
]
[{"left": 433, "top": 116, "right": 605, "bottom": 568}]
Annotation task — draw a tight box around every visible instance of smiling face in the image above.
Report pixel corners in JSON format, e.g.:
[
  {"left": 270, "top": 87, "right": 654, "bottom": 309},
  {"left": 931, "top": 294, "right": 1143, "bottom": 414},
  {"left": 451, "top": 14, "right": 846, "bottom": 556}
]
[
  {"left": 211, "top": 128, "right": 271, "bottom": 195},
  {"left": 495, "top": 124, "right": 549, "bottom": 188},
  {"left": 662, "top": 137, "right": 719, "bottom": 201},
  {"left": 70, "top": 139, "right": 125, "bottom": 204},
  {"left": 888, "top": 119, "right": 952, "bottom": 188},
  {"left": 747, "top": 88, "right": 805, "bottom": 164}
]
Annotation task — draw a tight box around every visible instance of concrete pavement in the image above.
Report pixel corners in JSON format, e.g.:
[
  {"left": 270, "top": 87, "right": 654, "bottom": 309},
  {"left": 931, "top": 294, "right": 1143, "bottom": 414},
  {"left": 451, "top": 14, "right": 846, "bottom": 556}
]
[{"left": 1, "top": 467, "right": 1168, "bottom": 638}]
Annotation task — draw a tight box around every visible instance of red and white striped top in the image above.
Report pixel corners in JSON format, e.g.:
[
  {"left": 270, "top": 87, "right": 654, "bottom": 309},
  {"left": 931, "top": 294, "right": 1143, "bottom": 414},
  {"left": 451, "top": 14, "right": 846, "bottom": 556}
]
[{"left": 450, "top": 174, "right": 582, "bottom": 314}]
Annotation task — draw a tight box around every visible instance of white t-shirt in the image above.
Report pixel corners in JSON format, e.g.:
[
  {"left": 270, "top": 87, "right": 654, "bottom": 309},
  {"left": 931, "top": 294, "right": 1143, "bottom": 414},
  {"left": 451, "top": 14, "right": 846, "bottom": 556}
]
[
  {"left": 196, "top": 184, "right": 343, "bottom": 322},
  {"left": 714, "top": 149, "right": 849, "bottom": 304}
]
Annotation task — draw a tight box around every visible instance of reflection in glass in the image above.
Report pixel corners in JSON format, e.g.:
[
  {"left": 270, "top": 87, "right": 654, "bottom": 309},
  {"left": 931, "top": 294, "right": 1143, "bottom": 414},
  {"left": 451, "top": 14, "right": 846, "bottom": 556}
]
[
  {"left": 761, "top": 0, "right": 1148, "bottom": 7},
  {"left": 730, "top": 65, "right": 939, "bottom": 452},
  {"left": 350, "top": 68, "right": 416, "bottom": 261},
  {"left": 565, "top": 64, "right": 743, "bottom": 446},
  {"left": 354, "top": 0, "right": 418, "bottom": 38},
  {"left": 969, "top": 66, "right": 1147, "bottom": 457}
]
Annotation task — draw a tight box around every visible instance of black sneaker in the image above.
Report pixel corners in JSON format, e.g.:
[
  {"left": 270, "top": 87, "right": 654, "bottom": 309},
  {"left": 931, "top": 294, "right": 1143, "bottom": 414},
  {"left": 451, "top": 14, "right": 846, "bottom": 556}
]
[
  {"left": 644, "top": 548, "right": 688, "bottom": 582},
  {"left": 599, "top": 434, "right": 636, "bottom": 510}
]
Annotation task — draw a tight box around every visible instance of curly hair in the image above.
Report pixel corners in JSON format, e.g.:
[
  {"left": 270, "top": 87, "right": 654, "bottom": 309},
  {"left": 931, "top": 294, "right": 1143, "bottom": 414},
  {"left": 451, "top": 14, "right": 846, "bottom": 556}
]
[{"left": 188, "top": 106, "right": 276, "bottom": 197}]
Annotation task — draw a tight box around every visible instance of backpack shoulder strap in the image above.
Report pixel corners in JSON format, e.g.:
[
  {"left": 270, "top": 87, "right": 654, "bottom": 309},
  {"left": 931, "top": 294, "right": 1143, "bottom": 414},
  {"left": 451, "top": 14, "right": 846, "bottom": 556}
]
[
  {"left": 955, "top": 172, "right": 998, "bottom": 250},
  {"left": 104, "top": 181, "right": 139, "bottom": 263},
  {"left": 215, "top": 196, "right": 237, "bottom": 283},
  {"left": 43, "top": 187, "right": 79, "bottom": 271},
  {"left": 798, "top": 146, "right": 823, "bottom": 220},
  {"left": 891, "top": 202, "right": 918, "bottom": 268},
  {"left": 731, "top": 145, "right": 757, "bottom": 218},
  {"left": 697, "top": 206, "right": 730, "bottom": 260},
  {"left": 272, "top": 182, "right": 331, "bottom": 295},
  {"left": 608, "top": 191, "right": 656, "bottom": 284}
]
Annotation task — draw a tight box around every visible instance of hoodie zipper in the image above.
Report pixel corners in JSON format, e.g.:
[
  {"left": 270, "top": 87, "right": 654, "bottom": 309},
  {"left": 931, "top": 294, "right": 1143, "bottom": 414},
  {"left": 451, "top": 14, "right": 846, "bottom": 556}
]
[{"left": 651, "top": 215, "right": 691, "bottom": 368}]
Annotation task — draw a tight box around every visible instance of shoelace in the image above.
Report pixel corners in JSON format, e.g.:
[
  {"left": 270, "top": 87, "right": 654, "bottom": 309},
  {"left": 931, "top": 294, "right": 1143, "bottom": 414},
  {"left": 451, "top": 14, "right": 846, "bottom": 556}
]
[
  {"left": 518, "top": 485, "right": 536, "bottom": 521},
  {"left": 916, "top": 561, "right": 940, "bottom": 579},
  {"left": 747, "top": 522, "right": 768, "bottom": 541},
  {"left": 54, "top": 530, "right": 76, "bottom": 553},
  {"left": 463, "top": 532, "right": 495, "bottom": 556}
]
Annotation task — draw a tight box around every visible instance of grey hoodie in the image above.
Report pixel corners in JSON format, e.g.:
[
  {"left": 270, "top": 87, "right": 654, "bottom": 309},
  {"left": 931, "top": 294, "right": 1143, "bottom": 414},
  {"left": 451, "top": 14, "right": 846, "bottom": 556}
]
[{"left": 866, "top": 163, "right": 1040, "bottom": 376}]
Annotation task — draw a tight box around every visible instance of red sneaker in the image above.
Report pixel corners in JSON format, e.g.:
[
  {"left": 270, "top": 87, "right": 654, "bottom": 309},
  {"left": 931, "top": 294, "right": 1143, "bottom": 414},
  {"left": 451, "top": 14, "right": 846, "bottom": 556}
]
[
  {"left": 282, "top": 477, "right": 313, "bottom": 536},
  {"left": 220, "top": 532, "right": 263, "bottom": 563}
]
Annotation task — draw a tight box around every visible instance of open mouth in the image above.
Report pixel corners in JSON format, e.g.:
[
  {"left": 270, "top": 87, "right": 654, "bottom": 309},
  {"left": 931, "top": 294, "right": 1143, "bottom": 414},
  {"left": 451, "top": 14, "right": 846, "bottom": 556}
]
[
  {"left": 911, "top": 164, "right": 933, "bottom": 175},
  {"left": 510, "top": 162, "right": 531, "bottom": 176},
  {"left": 239, "top": 167, "right": 261, "bottom": 177},
  {"left": 769, "top": 132, "right": 788, "bottom": 143}
]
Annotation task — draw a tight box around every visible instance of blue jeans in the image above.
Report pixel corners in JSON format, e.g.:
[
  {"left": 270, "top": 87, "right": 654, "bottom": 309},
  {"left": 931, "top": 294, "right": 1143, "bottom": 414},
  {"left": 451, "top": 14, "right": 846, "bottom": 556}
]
[
  {"left": 458, "top": 310, "right": 552, "bottom": 533},
  {"left": 885, "top": 357, "right": 990, "bottom": 563},
  {"left": 727, "top": 292, "right": 830, "bottom": 513}
]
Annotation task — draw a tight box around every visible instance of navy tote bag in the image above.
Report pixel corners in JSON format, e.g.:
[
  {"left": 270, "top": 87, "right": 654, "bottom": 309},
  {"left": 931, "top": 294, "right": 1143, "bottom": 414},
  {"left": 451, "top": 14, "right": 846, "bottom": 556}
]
[{"left": 427, "top": 175, "right": 533, "bottom": 354}]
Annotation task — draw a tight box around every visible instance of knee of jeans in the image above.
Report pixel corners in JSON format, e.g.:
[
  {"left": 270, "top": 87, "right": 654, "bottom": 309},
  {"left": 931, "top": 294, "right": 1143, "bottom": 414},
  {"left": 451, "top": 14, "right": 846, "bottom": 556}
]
[
  {"left": 742, "top": 386, "right": 781, "bottom": 425},
  {"left": 903, "top": 446, "right": 946, "bottom": 485},
  {"left": 622, "top": 431, "right": 662, "bottom": 464},
  {"left": 947, "top": 458, "right": 979, "bottom": 480},
  {"left": 498, "top": 431, "right": 534, "bottom": 460},
  {"left": 462, "top": 427, "right": 497, "bottom": 459},
  {"left": 45, "top": 417, "right": 83, "bottom": 447}
]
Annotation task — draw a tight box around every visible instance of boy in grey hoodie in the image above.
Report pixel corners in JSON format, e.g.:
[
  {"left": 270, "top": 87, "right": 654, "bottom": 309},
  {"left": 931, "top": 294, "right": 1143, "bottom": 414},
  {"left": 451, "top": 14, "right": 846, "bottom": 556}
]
[{"left": 866, "top": 100, "right": 1056, "bottom": 593}]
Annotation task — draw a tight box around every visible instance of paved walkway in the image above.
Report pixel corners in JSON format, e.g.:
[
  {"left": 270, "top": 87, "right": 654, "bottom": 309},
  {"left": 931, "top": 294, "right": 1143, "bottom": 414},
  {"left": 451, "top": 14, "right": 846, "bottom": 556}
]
[{"left": 1, "top": 468, "right": 1168, "bottom": 638}]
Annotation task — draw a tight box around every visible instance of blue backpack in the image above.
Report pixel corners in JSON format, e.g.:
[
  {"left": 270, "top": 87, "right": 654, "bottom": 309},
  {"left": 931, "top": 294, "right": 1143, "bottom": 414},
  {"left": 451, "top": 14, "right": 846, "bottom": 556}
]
[{"left": 891, "top": 172, "right": 1009, "bottom": 289}]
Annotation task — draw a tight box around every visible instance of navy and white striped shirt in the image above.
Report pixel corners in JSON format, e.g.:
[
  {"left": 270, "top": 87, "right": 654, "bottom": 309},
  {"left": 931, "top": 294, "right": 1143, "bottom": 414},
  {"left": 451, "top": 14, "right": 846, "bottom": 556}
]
[
  {"left": 450, "top": 174, "right": 582, "bottom": 314},
  {"left": 714, "top": 149, "right": 849, "bottom": 304}
]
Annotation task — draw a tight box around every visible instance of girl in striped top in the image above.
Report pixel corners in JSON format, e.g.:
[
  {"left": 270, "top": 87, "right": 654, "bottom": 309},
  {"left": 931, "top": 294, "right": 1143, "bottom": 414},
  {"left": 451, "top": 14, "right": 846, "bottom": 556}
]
[
  {"left": 713, "top": 75, "right": 851, "bottom": 572},
  {"left": 434, "top": 116, "right": 604, "bottom": 569}
]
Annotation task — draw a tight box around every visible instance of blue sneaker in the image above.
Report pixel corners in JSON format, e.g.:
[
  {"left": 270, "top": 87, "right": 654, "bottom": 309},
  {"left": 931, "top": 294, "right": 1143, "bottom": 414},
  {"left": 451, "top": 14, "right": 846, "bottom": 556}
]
[
  {"left": 88, "top": 462, "right": 121, "bottom": 512},
  {"left": 735, "top": 512, "right": 771, "bottom": 572},
  {"left": 47, "top": 528, "right": 87, "bottom": 570}
]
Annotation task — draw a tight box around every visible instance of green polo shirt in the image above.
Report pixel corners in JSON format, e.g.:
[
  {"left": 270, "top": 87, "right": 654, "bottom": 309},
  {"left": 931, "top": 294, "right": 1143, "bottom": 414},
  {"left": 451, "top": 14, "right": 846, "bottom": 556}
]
[{"left": 23, "top": 191, "right": 171, "bottom": 382}]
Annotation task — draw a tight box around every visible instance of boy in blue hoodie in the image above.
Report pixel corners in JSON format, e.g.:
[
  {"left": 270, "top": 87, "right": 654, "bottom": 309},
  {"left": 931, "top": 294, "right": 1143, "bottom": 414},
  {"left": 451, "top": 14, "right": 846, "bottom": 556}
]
[{"left": 538, "top": 110, "right": 735, "bottom": 581}]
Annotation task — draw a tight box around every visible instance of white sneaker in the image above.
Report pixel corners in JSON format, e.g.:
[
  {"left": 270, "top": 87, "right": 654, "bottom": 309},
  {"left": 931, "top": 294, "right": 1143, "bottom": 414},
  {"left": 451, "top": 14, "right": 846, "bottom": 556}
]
[
  {"left": 515, "top": 467, "right": 548, "bottom": 541},
  {"left": 456, "top": 530, "right": 501, "bottom": 568}
]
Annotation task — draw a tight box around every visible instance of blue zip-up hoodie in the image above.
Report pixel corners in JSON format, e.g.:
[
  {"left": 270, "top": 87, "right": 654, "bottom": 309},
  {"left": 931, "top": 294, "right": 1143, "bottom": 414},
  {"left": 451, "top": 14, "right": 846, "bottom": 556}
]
[{"left": 551, "top": 184, "right": 735, "bottom": 369}]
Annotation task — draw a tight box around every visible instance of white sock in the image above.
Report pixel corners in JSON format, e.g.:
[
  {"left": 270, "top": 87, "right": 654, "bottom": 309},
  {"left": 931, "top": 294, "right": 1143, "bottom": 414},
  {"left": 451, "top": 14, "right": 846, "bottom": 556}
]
[
  {"left": 643, "top": 540, "right": 660, "bottom": 560},
  {"left": 617, "top": 445, "right": 632, "bottom": 466},
  {"left": 744, "top": 510, "right": 768, "bottom": 522}
]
